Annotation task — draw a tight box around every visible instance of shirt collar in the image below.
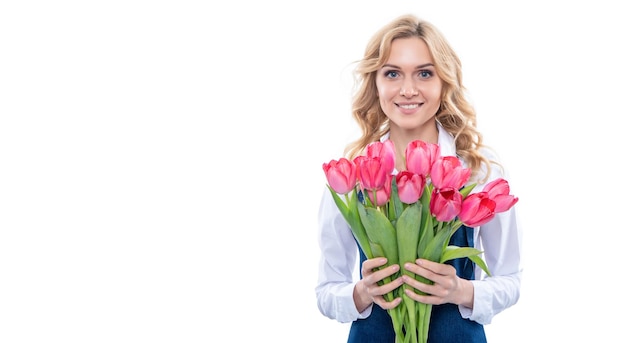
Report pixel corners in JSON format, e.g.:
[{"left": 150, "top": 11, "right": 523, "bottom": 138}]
[{"left": 436, "top": 122, "right": 457, "bottom": 157}]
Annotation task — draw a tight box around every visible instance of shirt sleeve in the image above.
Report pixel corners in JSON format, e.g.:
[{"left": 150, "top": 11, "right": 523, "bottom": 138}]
[
  {"left": 315, "top": 187, "right": 373, "bottom": 323},
  {"left": 458, "top": 160, "right": 524, "bottom": 324}
]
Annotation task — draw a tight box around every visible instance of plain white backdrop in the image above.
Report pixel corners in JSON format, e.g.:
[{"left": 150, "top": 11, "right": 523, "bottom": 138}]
[{"left": 1, "top": 1, "right": 624, "bottom": 342}]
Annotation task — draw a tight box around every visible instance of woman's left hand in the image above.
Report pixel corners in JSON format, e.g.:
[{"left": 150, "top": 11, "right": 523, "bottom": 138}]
[{"left": 401, "top": 259, "right": 474, "bottom": 308}]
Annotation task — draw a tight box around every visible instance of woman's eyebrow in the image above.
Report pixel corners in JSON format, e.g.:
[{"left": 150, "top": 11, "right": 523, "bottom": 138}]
[{"left": 381, "top": 63, "right": 435, "bottom": 69}]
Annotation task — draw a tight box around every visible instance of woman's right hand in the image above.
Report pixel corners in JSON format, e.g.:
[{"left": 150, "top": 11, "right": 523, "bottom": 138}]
[{"left": 353, "top": 257, "right": 404, "bottom": 313}]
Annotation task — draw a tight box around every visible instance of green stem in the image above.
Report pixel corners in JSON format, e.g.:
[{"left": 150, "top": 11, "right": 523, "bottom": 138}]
[
  {"left": 388, "top": 305, "right": 405, "bottom": 343},
  {"left": 416, "top": 302, "right": 432, "bottom": 343},
  {"left": 401, "top": 285, "right": 417, "bottom": 343}
]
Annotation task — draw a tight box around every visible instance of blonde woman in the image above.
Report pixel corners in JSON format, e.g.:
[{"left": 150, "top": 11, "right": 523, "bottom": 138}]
[{"left": 316, "top": 14, "right": 522, "bottom": 342}]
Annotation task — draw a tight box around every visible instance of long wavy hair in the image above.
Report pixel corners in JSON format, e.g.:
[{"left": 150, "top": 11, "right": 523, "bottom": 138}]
[{"left": 345, "top": 14, "right": 496, "bottom": 183}]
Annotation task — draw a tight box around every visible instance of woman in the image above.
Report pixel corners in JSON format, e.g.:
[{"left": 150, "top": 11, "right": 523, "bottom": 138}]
[{"left": 316, "top": 14, "right": 522, "bottom": 342}]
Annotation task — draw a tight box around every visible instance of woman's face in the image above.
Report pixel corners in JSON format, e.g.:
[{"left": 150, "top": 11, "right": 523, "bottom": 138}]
[{"left": 376, "top": 37, "right": 442, "bottom": 133}]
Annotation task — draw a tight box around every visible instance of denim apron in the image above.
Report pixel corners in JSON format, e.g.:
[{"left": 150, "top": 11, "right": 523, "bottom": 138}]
[{"left": 346, "top": 225, "right": 487, "bottom": 343}]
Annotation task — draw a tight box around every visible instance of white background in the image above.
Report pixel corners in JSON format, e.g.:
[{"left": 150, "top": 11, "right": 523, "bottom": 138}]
[{"left": 1, "top": 1, "right": 624, "bottom": 342}]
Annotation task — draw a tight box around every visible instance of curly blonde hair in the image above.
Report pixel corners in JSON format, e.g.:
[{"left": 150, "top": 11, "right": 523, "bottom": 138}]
[{"left": 345, "top": 14, "right": 495, "bottom": 183}]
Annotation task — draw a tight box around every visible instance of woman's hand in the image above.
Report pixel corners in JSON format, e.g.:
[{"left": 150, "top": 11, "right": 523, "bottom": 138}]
[
  {"left": 353, "top": 257, "right": 404, "bottom": 313},
  {"left": 401, "top": 259, "right": 474, "bottom": 308}
]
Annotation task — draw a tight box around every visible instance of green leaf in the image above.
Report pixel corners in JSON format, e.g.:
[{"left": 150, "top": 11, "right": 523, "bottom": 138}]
[
  {"left": 396, "top": 202, "right": 421, "bottom": 269},
  {"left": 417, "top": 195, "right": 434, "bottom": 258},
  {"left": 327, "top": 185, "right": 350, "bottom": 218},
  {"left": 468, "top": 255, "right": 492, "bottom": 277},
  {"left": 327, "top": 187, "right": 373, "bottom": 258},
  {"left": 440, "top": 245, "right": 492, "bottom": 276},
  {"left": 440, "top": 245, "right": 483, "bottom": 262},
  {"left": 421, "top": 223, "right": 452, "bottom": 262},
  {"left": 389, "top": 178, "right": 404, "bottom": 222},
  {"left": 357, "top": 202, "right": 399, "bottom": 265},
  {"left": 369, "top": 241, "right": 385, "bottom": 259},
  {"left": 442, "top": 220, "right": 464, "bottom": 248},
  {"left": 460, "top": 183, "right": 477, "bottom": 197}
]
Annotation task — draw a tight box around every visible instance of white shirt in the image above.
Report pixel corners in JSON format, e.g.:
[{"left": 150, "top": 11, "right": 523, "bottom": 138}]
[{"left": 315, "top": 126, "right": 523, "bottom": 325}]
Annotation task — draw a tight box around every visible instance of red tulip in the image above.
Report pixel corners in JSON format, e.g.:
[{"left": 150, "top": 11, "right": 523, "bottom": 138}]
[
  {"left": 429, "top": 187, "right": 463, "bottom": 222},
  {"left": 322, "top": 158, "right": 357, "bottom": 194},
  {"left": 430, "top": 156, "right": 471, "bottom": 190},
  {"left": 405, "top": 140, "right": 439, "bottom": 177},
  {"left": 459, "top": 192, "right": 496, "bottom": 227},
  {"left": 354, "top": 155, "right": 388, "bottom": 191},
  {"left": 396, "top": 171, "right": 426, "bottom": 204},
  {"left": 483, "top": 178, "right": 519, "bottom": 213},
  {"left": 365, "top": 140, "right": 396, "bottom": 175}
]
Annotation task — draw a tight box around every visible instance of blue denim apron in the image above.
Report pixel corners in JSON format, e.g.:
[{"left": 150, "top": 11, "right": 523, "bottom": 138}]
[{"left": 347, "top": 225, "right": 487, "bottom": 343}]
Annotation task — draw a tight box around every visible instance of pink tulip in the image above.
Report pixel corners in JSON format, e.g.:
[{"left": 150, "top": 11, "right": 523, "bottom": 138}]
[
  {"left": 405, "top": 140, "right": 440, "bottom": 177},
  {"left": 366, "top": 174, "right": 392, "bottom": 206},
  {"left": 322, "top": 158, "right": 357, "bottom": 194},
  {"left": 365, "top": 140, "right": 396, "bottom": 175},
  {"left": 459, "top": 192, "right": 496, "bottom": 227},
  {"left": 396, "top": 171, "right": 426, "bottom": 204},
  {"left": 483, "top": 178, "right": 519, "bottom": 213},
  {"left": 355, "top": 155, "right": 388, "bottom": 191},
  {"left": 483, "top": 178, "right": 510, "bottom": 195},
  {"left": 430, "top": 156, "right": 471, "bottom": 190},
  {"left": 429, "top": 187, "right": 463, "bottom": 222}
]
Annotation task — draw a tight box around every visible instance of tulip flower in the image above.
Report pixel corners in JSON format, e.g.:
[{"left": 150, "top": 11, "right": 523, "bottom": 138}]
[
  {"left": 458, "top": 192, "right": 496, "bottom": 227},
  {"left": 483, "top": 178, "right": 519, "bottom": 213},
  {"left": 396, "top": 171, "right": 426, "bottom": 204},
  {"left": 322, "top": 158, "right": 357, "bottom": 194},
  {"left": 430, "top": 156, "right": 471, "bottom": 190},
  {"left": 365, "top": 140, "right": 396, "bottom": 175},
  {"left": 405, "top": 140, "right": 439, "bottom": 177},
  {"left": 429, "top": 187, "right": 463, "bottom": 222},
  {"left": 355, "top": 155, "right": 387, "bottom": 191}
]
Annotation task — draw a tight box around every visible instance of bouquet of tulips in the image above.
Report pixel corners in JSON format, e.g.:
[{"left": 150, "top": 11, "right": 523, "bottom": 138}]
[{"left": 322, "top": 139, "right": 518, "bottom": 343}]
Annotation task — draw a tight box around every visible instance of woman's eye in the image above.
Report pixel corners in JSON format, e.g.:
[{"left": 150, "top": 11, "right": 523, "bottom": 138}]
[
  {"left": 418, "top": 70, "right": 433, "bottom": 78},
  {"left": 384, "top": 70, "right": 399, "bottom": 79}
]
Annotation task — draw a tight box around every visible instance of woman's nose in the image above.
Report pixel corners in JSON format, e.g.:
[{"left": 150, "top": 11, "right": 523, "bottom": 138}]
[{"left": 400, "top": 82, "right": 418, "bottom": 97}]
